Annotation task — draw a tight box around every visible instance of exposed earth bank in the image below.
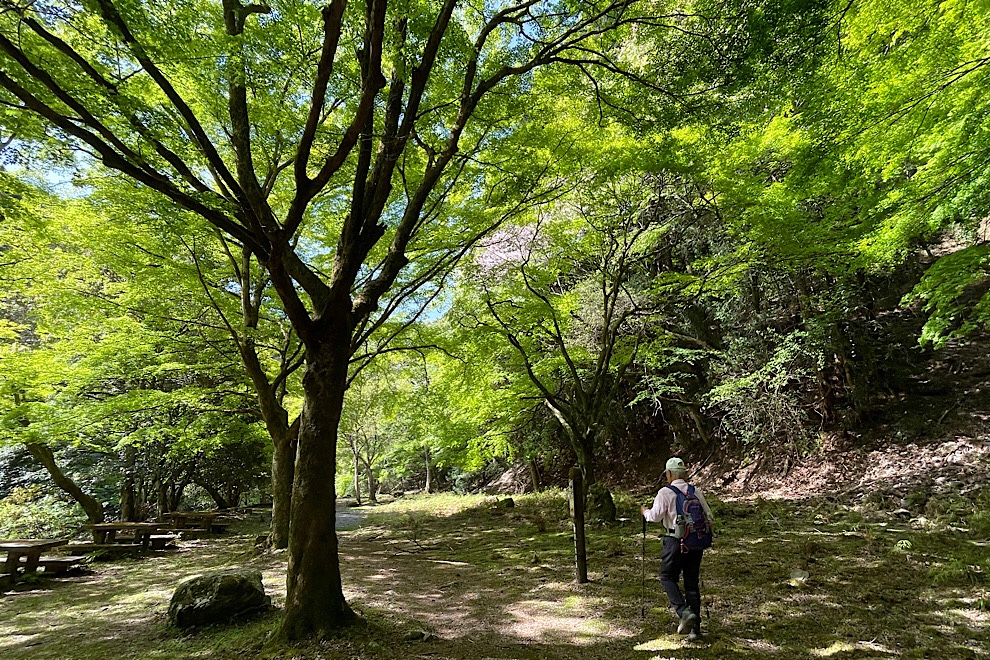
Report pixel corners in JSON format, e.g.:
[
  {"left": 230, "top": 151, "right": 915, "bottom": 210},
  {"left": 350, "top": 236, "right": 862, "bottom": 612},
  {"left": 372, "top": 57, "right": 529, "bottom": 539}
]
[{"left": 706, "top": 330, "right": 990, "bottom": 504}]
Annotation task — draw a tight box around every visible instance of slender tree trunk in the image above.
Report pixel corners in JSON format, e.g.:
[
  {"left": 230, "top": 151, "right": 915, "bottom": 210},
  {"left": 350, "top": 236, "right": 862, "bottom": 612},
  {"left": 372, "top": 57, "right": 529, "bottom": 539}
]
[
  {"left": 366, "top": 465, "right": 378, "bottom": 504},
  {"left": 240, "top": 336, "right": 299, "bottom": 550},
  {"left": 26, "top": 443, "right": 105, "bottom": 524},
  {"left": 688, "top": 406, "right": 711, "bottom": 446},
  {"left": 528, "top": 459, "right": 542, "bottom": 493},
  {"left": 137, "top": 478, "right": 148, "bottom": 519},
  {"left": 201, "top": 483, "right": 232, "bottom": 509},
  {"left": 278, "top": 340, "right": 354, "bottom": 640},
  {"left": 120, "top": 481, "right": 136, "bottom": 520},
  {"left": 569, "top": 467, "right": 588, "bottom": 583},
  {"left": 155, "top": 478, "right": 167, "bottom": 518},
  {"left": 120, "top": 444, "right": 138, "bottom": 521},
  {"left": 269, "top": 422, "right": 297, "bottom": 549},
  {"left": 750, "top": 270, "right": 762, "bottom": 314},
  {"left": 424, "top": 447, "right": 433, "bottom": 494},
  {"left": 352, "top": 441, "right": 361, "bottom": 504},
  {"left": 817, "top": 366, "right": 837, "bottom": 426},
  {"left": 578, "top": 435, "right": 596, "bottom": 494},
  {"left": 548, "top": 403, "right": 597, "bottom": 496},
  {"left": 229, "top": 485, "right": 241, "bottom": 508},
  {"left": 169, "top": 479, "right": 188, "bottom": 512}
]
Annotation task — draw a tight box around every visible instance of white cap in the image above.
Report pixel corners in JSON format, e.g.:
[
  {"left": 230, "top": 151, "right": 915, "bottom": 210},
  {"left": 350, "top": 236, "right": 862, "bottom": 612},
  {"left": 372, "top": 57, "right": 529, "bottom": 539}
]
[{"left": 665, "top": 457, "right": 687, "bottom": 471}]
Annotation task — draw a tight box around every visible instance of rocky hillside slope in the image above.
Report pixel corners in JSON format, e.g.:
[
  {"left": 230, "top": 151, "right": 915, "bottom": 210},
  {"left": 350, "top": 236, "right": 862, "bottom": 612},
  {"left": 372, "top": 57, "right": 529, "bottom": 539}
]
[{"left": 706, "top": 329, "right": 990, "bottom": 507}]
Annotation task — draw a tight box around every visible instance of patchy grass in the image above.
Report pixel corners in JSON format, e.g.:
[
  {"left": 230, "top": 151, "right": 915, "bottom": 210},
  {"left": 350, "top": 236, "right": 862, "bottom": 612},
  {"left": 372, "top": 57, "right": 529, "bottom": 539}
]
[{"left": 1, "top": 493, "right": 988, "bottom": 659}]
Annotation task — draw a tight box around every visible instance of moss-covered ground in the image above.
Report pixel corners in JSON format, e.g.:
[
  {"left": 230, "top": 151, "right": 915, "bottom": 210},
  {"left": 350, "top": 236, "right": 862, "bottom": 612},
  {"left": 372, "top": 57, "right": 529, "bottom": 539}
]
[{"left": 1, "top": 490, "right": 987, "bottom": 659}]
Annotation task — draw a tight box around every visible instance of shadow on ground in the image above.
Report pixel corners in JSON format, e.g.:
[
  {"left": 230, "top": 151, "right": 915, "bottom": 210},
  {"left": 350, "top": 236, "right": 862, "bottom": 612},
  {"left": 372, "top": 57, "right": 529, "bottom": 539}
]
[{"left": 1, "top": 494, "right": 987, "bottom": 659}]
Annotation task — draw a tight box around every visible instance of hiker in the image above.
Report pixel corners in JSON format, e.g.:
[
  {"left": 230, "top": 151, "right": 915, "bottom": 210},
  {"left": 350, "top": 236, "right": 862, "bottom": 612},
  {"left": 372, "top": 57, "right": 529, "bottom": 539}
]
[{"left": 642, "top": 456, "right": 713, "bottom": 641}]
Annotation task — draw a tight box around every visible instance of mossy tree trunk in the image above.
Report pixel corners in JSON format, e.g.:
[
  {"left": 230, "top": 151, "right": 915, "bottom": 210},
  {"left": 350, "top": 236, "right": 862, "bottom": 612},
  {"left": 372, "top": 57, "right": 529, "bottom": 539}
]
[{"left": 277, "top": 336, "right": 355, "bottom": 639}]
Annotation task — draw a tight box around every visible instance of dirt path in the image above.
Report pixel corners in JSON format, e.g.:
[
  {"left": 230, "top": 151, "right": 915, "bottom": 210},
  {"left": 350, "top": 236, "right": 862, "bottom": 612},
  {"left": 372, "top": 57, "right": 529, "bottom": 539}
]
[{"left": 336, "top": 505, "right": 365, "bottom": 531}]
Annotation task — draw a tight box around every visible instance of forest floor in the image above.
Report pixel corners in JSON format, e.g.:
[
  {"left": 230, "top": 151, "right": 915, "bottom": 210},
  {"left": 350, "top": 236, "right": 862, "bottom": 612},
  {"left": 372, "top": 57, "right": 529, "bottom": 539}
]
[{"left": 1, "top": 480, "right": 988, "bottom": 660}]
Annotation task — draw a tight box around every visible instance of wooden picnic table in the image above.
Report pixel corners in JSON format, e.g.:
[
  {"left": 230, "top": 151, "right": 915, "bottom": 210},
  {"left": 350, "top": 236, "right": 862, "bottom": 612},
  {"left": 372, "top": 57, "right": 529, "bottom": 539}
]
[
  {"left": 161, "top": 511, "right": 228, "bottom": 531},
  {"left": 81, "top": 522, "right": 165, "bottom": 549},
  {"left": 0, "top": 538, "right": 68, "bottom": 577}
]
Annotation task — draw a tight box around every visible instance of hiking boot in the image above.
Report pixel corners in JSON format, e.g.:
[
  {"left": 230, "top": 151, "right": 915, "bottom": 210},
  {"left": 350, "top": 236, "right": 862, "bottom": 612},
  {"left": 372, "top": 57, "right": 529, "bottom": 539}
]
[
  {"left": 686, "top": 631, "right": 700, "bottom": 642},
  {"left": 677, "top": 610, "right": 697, "bottom": 635}
]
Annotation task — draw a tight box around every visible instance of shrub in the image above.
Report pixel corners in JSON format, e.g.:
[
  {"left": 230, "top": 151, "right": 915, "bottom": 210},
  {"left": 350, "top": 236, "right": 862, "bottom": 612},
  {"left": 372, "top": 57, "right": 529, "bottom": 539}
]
[{"left": 0, "top": 485, "right": 88, "bottom": 538}]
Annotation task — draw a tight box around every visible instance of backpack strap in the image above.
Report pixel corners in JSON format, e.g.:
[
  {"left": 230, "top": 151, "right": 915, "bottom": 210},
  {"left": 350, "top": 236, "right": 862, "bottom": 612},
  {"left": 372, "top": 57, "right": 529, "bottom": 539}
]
[{"left": 667, "top": 484, "right": 685, "bottom": 516}]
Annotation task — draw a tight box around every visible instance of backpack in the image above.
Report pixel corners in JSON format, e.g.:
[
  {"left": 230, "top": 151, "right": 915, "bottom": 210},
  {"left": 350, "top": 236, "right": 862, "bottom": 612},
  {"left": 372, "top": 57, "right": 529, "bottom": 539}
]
[{"left": 668, "top": 484, "right": 713, "bottom": 553}]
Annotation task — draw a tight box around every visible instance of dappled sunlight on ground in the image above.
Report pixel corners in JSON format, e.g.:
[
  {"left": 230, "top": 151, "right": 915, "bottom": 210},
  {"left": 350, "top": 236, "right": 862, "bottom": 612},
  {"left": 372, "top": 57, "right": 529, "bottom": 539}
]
[
  {"left": 633, "top": 635, "right": 687, "bottom": 652},
  {"left": 339, "top": 512, "right": 653, "bottom": 654},
  {"left": 810, "top": 640, "right": 898, "bottom": 656},
  {"left": 1, "top": 496, "right": 988, "bottom": 658},
  {"left": 501, "top": 596, "right": 634, "bottom": 644},
  {"left": 731, "top": 637, "right": 782, "bottom": 653},
  {"left": 0, "top": 529, "right": 287, "bottom": 660}
]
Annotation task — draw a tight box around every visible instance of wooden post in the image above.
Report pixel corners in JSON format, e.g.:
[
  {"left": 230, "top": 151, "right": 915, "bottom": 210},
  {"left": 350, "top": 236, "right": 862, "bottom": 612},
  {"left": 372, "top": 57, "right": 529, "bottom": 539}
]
[{"left": 569, "top": 467, "right": 588, "bottom": 584}]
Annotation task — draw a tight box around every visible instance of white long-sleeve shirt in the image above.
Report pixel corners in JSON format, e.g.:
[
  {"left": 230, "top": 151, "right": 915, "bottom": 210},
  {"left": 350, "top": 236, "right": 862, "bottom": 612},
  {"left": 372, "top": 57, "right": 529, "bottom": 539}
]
[{"left": 643, "top": 479, "right": 713, "bottom": 534}]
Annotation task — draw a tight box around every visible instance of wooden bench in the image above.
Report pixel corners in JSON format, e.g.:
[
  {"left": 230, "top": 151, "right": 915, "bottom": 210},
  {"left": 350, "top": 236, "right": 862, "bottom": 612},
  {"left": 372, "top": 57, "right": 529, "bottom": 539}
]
[
  {"left": 149, "top": 535, "right": 177, "bottom": 550},
  {"left": 173, "top": 522, "right": 232, "bottom": 535},
  {"left": 0, "top": 573, "right": 13, "bottom": 590},
  {"left": 64, "top": 543, "right": 143, "bottom": 557},
  {"left": 21, "top": 555, "right": 85, "bottom": 575}
]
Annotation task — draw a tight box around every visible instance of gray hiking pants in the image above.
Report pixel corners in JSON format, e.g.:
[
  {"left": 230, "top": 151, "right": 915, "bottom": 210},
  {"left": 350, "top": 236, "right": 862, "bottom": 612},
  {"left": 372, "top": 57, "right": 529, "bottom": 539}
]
[{"left": 660, "top": 536, "right": 703, "bottom": 632}]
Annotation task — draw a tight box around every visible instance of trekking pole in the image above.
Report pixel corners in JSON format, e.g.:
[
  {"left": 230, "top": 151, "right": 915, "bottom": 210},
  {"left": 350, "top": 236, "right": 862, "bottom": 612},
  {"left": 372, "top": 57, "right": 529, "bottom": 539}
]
[{"left": 640, "top": 513, "right": 647, "bottom": 619}]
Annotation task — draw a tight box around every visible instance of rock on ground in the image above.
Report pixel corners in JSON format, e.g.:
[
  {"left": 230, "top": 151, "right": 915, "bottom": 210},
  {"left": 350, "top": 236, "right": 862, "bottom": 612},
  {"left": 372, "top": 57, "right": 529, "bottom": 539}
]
[
  {"left": 167, "top": 569, "right": 271, "bottom": 628},
  {"left": 484, "top": 462, "right": 533, "bottom": 495}
]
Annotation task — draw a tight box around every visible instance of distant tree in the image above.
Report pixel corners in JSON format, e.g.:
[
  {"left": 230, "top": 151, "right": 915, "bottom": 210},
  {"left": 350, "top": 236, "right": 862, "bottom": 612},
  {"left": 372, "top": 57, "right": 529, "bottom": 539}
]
[
  {"left": 455, "top": 167, "right": 709, "bottom": 489},
  {"left": 339, "top": 367, "right": 396, "bottom": 503}
]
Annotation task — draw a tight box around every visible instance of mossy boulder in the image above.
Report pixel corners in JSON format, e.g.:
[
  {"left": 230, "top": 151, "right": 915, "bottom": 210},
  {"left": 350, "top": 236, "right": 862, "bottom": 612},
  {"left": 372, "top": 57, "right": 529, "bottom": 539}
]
[{"left": 167, "top": 569, "right": 271, "bottom": 628}]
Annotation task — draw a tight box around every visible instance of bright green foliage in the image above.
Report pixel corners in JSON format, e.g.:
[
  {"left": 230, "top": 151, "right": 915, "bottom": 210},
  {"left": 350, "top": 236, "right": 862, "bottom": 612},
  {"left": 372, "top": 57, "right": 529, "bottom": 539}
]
[
  {"left": 4, "top": 0, "right": 990, "bottom": 520},
  {"left": 589, "top": 0, "right": 990, "bottom": 453},
  {"left": 382, "top": 350, "right": 483, "bottom": 488},
  {"left": 0, "top": 485, "right": 87, "bottom": 538},
  {"left": 907, "top": 244, "right": 990, "bottom": 348},
  {"left": 0, "top": 176, "right": 274, "bottom": 513},
  {"left": 706, "top": 328, "right": 816, "bottom": 447},
  {"left": 338, "top": 362, "right": 401, "bottom": 498},
  {"left": 704, "top": 0, "right": 990, "bottom": 321},
  {"left": 447, "top": 142, "right": 706, "bottom": 482}
]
